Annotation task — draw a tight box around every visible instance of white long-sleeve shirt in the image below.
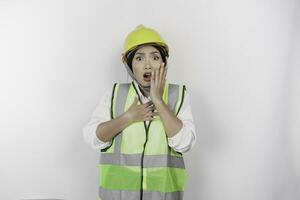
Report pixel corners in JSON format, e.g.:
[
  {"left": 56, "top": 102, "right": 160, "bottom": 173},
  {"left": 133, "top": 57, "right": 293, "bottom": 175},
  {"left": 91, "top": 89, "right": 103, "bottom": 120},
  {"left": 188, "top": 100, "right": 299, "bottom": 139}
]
[{"left": 82, "top": 80, "right": 196, "bottom": 153}]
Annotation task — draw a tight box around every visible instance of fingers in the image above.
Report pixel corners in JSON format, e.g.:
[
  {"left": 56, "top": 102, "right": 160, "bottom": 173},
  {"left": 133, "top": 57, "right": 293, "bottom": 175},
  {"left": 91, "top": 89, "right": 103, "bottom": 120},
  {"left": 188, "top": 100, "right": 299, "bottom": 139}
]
[
  {"left": 151, "top": 63, "right": 164, "bottom": 88},
  {"left": 157, "top": 63, "right": 167, "bottom": 87},
  {"left": 144, "top": 101, "right": 153, "bottom": 107},
  {"left": 151, "top": 111, "right": 159, "bottom": 116},
  {"left": 146, "top": 104, "right": 155, "bottom": 113},
  {"left": 162, "top": 63, "right": 167, "bottom": 85},
  {"left": 155, "top": 68, "right": 158, "bottom": 87},
  {"left": 134, "top": 97, "right": 152, "bottom": 107},
  {"left": 151, "top": 70, "right": 155, "bottom": 87},
  {"left": 146, "top": 110, "right": 158, "bottom": 116},
  {"left": 163, "top": 66, "right": 168, "bottom": 82},
  {"left": 144, "top": 116, "right": 154, "bottom": 121},
  {"left": 144, "top": 111, "right": 159, "bottom": 121},
  {"left": 159, "top": 63, "right": 164, "bottom": 85}
]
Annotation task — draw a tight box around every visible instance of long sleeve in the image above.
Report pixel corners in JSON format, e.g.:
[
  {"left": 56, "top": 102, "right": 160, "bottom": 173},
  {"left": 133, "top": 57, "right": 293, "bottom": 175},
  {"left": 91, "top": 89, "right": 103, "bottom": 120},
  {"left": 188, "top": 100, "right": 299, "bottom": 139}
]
[
  {"left": 167, "top": 90, "right": 197, "bottom": 153},
  {"left": 82, "top": 88, "right": 113, "bottom": 150},
  {"left": 82, "top": 82, "right": 197, "bottom": 153}
]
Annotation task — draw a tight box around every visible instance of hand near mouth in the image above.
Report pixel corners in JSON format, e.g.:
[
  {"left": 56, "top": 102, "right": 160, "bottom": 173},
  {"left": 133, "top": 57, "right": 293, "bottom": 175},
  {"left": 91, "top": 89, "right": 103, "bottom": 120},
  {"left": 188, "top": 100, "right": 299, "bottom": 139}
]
[{"left": 150, "top": 62, "right": 168, "bottom": 105}]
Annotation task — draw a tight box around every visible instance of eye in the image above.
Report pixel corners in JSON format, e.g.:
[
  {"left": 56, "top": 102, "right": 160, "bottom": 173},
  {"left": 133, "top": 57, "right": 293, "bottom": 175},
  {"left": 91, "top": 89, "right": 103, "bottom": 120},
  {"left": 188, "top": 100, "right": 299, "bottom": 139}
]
[
  {"left": 153, "top": 55, "right": 160, "bottom": 60},
  {"left": 135, "top": 56, "right": 142, "bottom": 61}
]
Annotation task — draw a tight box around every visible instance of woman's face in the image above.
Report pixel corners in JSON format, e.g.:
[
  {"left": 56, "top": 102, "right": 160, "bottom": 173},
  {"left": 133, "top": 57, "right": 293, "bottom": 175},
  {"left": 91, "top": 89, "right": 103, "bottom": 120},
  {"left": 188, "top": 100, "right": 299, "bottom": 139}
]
[{"left": 132, "top": 45, "right": 164, "bottom": 87}]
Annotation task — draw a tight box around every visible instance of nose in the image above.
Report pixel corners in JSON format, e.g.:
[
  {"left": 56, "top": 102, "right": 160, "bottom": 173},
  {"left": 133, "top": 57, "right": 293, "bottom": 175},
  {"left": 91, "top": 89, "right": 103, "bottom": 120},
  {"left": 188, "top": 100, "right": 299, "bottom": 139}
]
[{"left": 145, "top": 59, "right": 152, "bottom": 69}]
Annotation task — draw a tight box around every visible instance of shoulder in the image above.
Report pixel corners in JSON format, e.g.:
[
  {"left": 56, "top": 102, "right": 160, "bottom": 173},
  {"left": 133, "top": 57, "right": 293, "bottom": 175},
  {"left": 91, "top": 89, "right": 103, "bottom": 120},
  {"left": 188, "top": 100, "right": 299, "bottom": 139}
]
[
  {"left": 167, "top": 82, "right": 191, "bottom": 104},
  {"left": 167, "top": 82, "right": 187, "bottom": 87},
  {"left": 107, "top": 82, "right": 134, "bottom": 99},
  {"left": 106, "top": 82, "right": 131, "bottom": 91},
  {"left": 110, "top": 82, "right": 133, "bottom": 93},
  {"left": 99, "top": 82, "right": 122, "bottom": 102},
  {"left": 167, "top": 82, "right": 188, "bottom": 93},
  {"left": 112, "top": 82, "right": 132, "bottom": 88}
]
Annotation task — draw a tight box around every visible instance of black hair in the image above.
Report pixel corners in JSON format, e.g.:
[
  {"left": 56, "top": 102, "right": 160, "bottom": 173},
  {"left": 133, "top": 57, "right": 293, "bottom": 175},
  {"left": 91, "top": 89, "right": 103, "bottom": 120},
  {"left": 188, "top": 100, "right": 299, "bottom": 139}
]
[{"left": 125, "top": 43, "right": 168, "bottom": 71}]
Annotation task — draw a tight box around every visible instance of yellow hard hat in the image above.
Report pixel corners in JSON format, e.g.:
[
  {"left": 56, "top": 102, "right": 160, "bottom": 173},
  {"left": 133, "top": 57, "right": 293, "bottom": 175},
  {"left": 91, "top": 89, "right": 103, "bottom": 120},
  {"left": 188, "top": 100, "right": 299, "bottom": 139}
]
[{"left": 122, "top": 24, "right": 169, "bottom": 63}]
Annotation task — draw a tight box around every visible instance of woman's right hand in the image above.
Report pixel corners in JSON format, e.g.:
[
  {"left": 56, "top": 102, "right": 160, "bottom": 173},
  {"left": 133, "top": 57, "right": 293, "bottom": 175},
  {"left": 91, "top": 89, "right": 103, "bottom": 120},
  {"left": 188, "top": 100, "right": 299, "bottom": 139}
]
[{"left": 125, "top": 96, "right": 159, "bottom": 123}]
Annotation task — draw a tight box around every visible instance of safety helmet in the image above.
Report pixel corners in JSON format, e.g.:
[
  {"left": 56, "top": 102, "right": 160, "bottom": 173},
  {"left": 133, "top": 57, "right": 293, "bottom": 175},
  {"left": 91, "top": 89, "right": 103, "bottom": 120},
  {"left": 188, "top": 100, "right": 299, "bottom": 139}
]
[
  {"left": 122, "top": 24, "right": 169, "bottom": 93},
  {"left": 122, "top": 24, "right": 169, "bottom": 64}
]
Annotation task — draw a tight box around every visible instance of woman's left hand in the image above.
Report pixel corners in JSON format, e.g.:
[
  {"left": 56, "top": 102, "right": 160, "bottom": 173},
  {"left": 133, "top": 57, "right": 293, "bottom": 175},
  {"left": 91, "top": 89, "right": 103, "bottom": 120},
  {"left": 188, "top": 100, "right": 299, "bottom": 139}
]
[{"left": 150, "top": 62, "right": 168, "bottom": 105}]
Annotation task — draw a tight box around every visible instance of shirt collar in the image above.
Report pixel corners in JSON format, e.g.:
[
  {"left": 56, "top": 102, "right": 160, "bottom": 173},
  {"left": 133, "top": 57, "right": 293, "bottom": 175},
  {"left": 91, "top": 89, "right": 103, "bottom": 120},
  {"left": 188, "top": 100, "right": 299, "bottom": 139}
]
[{"left": 132, "top": 80, "right": 152, "bottom": 101}]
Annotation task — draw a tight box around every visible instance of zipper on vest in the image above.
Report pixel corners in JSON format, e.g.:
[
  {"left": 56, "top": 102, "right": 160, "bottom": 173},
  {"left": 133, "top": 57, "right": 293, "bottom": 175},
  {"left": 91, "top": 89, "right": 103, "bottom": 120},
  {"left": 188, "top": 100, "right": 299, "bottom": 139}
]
[
  {"left": 140, "top": 120, "right": 152, "bottom": 200},
  {"left": 131, "top": 82, "right": 153, "bottom": 200}
]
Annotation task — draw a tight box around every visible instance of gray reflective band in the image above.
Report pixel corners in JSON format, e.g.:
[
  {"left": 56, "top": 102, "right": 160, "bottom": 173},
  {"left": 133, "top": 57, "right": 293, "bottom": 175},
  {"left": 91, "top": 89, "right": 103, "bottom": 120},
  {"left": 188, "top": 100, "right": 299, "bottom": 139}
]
[
  {"left": 100, "top": 153, "right": 142, "bottom": 166},
  {"left": 167, "top": 84, "right": 180, "bottom": 156},
  {"left": 115, "top": 84, "right": 130, "bottom": 117},
  {"left": 110, "top": 83, "right": 184, "bottom": 165},
  {"left": 113, "top": 83, "right": 131, "bottom": 154},
  {"left": 144, "top": 154, "right": 185, "bottom": 168},
  {"left": 99, "top": 186, "right": 140, "bottom": 200},
  {"left": 168, "top": 84, "right": 180, "bottom": 113},
  {"left": 143, "top": 190, "right": 183, "bottom": 200},
  {"left": 99, "top": 186, "right": 183, "bottom": 200},
  {"left": 100, "top": 153, "right": 185, "bottom": 168}
]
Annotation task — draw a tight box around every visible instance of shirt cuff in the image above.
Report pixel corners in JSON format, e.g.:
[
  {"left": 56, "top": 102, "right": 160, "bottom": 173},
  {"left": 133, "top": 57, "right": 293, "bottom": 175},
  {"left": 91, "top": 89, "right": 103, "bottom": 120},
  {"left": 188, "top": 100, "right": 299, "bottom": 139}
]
[
  {"left": 167, "top": 123, "right": 185, "bottom": 151},
  {"left": 167, "top": 121, "right": 196, "bottom": 153},
  {"left": 93, "top": 131, "right": 112, "bottom": 149},
  {"left": 82, "top": 122, "right": 112, "bottom": 150},
  {"left": 93, "top": 124, "right": 112, "bottom": 149}
]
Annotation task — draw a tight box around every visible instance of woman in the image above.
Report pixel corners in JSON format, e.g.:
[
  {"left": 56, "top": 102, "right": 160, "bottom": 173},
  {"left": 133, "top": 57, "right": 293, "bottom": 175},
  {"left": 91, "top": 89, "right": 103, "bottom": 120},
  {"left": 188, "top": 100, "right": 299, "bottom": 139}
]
[{"left": 83, "top": 24, "right": 196, "bottom": 200}]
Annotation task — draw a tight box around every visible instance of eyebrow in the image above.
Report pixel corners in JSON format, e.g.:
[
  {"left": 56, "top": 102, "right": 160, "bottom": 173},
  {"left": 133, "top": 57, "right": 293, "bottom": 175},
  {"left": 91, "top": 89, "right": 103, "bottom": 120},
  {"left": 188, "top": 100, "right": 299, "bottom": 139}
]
[{"left": 135, "top": 51, "right": 160, "bottom": 55}]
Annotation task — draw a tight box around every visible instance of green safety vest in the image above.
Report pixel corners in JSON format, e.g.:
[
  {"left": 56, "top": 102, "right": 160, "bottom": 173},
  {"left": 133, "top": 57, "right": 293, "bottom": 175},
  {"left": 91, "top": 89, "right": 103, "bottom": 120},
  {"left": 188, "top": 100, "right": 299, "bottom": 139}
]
[{"left": 98, "top": 81, "right": 187, "bottom": 200}]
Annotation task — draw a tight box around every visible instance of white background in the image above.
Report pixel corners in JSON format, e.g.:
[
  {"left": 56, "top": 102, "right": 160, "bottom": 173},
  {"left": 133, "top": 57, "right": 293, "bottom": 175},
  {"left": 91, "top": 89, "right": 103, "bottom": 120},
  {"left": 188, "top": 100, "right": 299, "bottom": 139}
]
[{"left": 0, "top": 0, "right": 299, "bottom": 199}]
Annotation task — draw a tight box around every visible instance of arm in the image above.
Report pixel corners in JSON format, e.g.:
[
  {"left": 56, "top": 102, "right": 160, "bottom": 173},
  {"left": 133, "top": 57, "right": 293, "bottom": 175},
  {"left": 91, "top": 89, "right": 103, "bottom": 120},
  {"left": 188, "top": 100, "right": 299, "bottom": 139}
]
[
  {"left": 82, "top": 89, "right": 114, "bottom": 149},
  {"left": 154, "top": 100, "right": 183, "bottom": 138},
  {"left": 153, "top": 89, "right": 196, "bottom": 153},
  {"left": 96, "top": 93, "right": 154, "bottom": 142},
  {"left": 150, "top": 64, "right": 183, "bottom": 138},
  {"left": 82, "top": 88, "right": 132, "bottom": 147},
  {"left": 96, "top": 112, "right": 131, "bottom": 142},
  {"left": 150, "top": 63, "right": 196, "bottom": 152},
  {"left": 167, "top": 92, "right": 197, "bottom": 153},
  {"left": 83, "top": 85, "right": 155, "bottom": 149}
]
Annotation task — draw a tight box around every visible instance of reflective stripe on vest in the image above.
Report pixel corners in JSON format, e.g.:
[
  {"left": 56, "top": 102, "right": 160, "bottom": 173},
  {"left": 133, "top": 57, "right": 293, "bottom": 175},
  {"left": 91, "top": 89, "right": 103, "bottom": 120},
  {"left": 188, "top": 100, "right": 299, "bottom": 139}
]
[
  {"left": 99, "top": 81, "right": 187, "bottom": 200},
  {"left": 99, "top": 186, "right": 183, "bottom": 200},
  {"left": 100, "top": 153, "right": 185, "bottom": 168}
]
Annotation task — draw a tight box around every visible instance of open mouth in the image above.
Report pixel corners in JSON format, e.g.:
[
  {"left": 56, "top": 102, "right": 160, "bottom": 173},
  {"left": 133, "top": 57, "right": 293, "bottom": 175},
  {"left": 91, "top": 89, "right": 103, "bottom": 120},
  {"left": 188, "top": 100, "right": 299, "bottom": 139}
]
[{"left": 143, "top": 72, "right": 152, "bottom": 82}]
